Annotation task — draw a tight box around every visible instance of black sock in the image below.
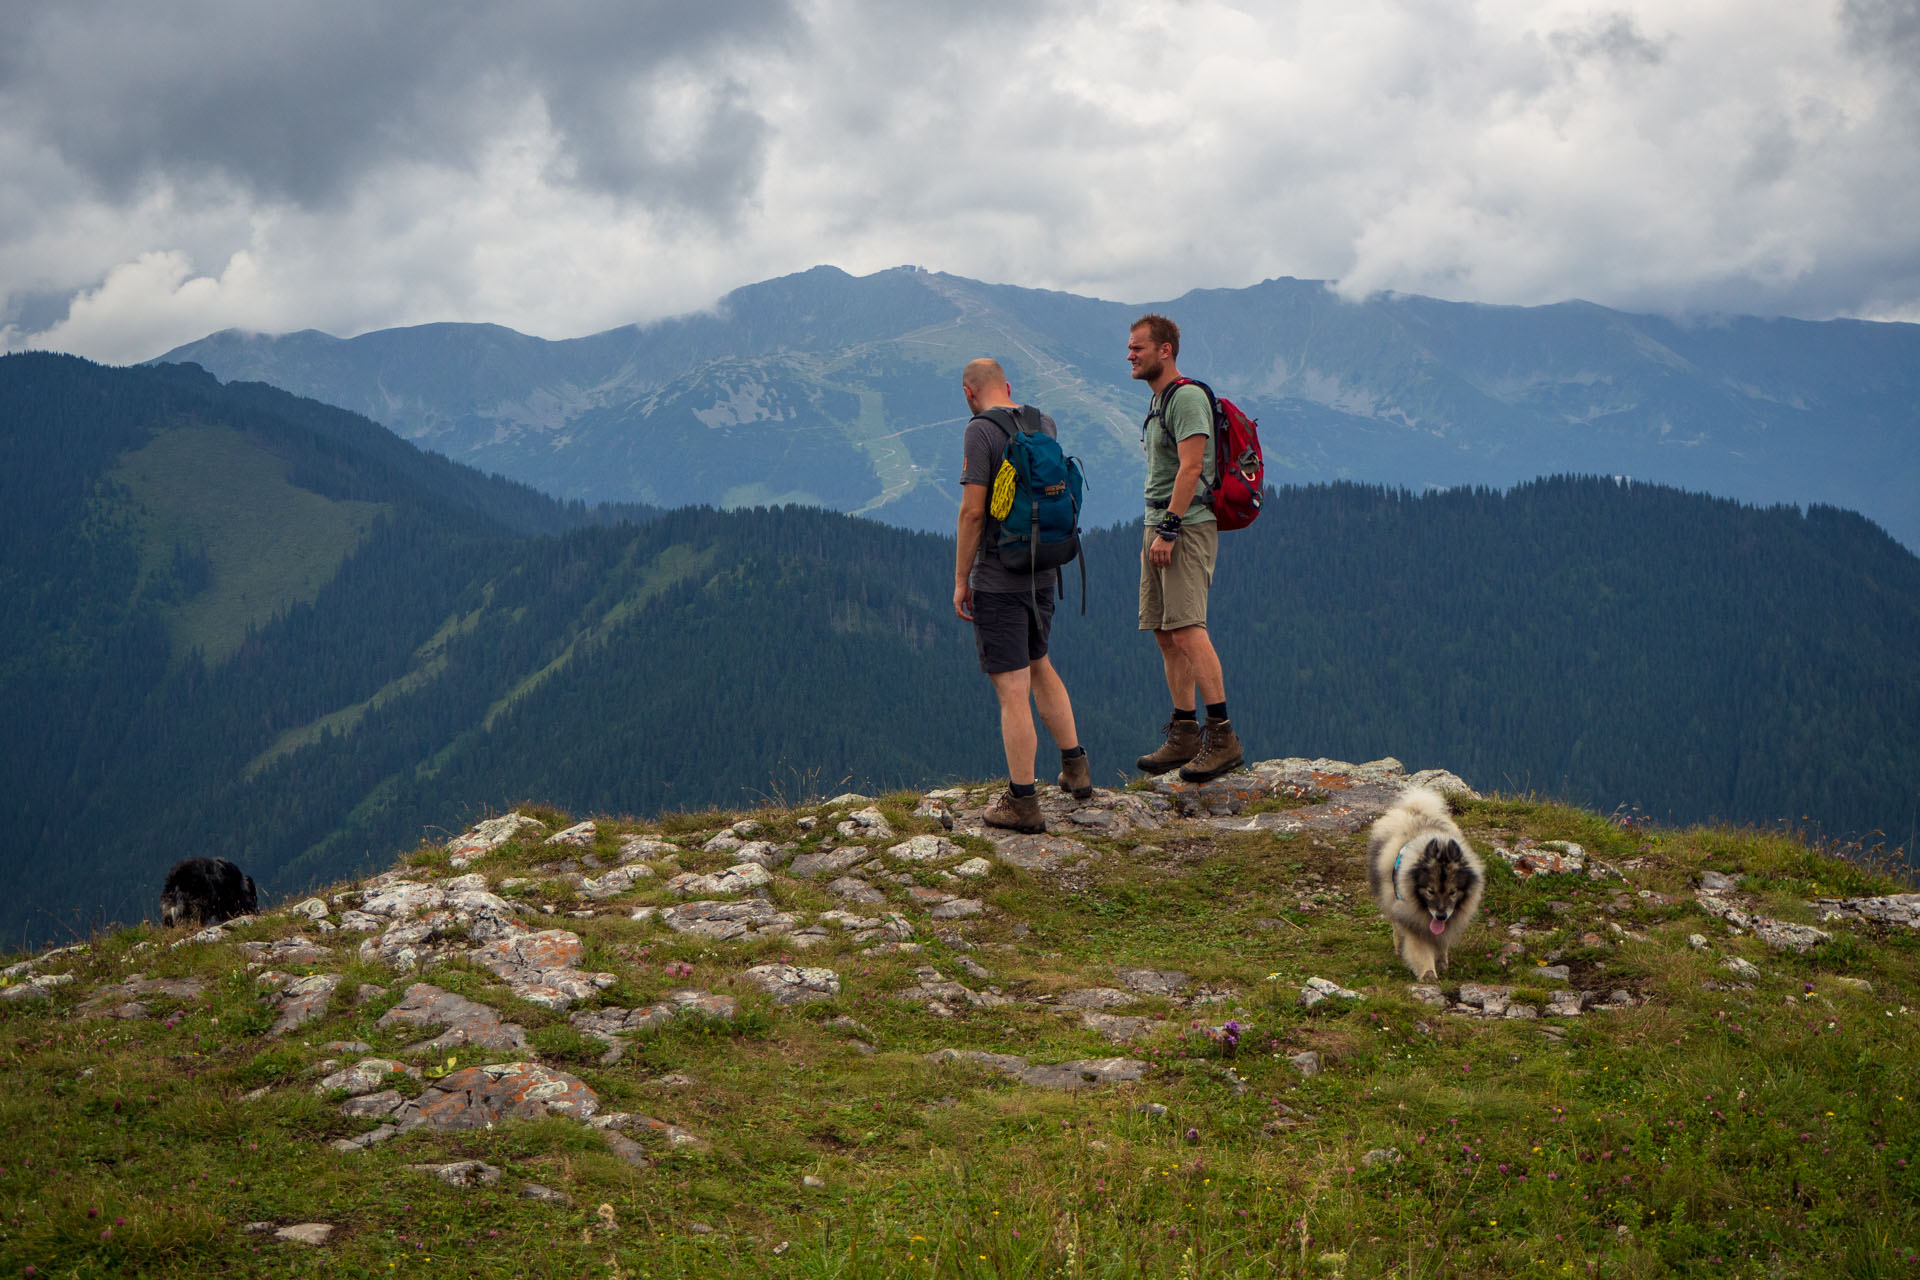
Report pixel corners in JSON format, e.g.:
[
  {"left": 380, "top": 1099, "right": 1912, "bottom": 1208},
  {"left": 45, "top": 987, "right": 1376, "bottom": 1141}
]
[
  {"left": 1060, "top": 745, "right": 1086, "bottom": 760},
  {"left": 1172, "top": 707, "right": 1198, "bottom": 723},
  {"left": 1010, "top": 780, "right": 1037, "bottom": 798},
  {"left": 1206, "top": 701, "right": 1229, "bottom": 723}
]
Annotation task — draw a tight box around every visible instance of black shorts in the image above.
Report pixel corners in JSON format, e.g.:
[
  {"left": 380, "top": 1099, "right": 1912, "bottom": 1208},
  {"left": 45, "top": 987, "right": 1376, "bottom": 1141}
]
[{"left": 972, "top": 587, "right": 1055, "bottom": 675}]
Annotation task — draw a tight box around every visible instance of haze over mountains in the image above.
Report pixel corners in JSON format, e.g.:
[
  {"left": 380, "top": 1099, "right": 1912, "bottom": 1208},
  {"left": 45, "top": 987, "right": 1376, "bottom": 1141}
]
[
  {"left": 156, "top": 265, "right": 1920, "bottom": 549},
  {"left": 5, "top": 353, "right": 1918, "bottom": 947}
]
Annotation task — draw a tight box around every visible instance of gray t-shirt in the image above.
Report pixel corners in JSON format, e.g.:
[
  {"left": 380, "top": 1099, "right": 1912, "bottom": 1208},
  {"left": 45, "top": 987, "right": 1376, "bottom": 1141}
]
[
  {"left": 1144, "top": 381, "right": 1217, "bottom": 527},
  {"left": 960, "top": 405, "right": 1061, "bottom": 594}
]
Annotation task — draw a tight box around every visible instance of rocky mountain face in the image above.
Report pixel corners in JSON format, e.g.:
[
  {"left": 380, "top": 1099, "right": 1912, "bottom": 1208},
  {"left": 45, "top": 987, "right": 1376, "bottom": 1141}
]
[{"left": 156, "top": 266, "right": 1920, "bottom": 547}]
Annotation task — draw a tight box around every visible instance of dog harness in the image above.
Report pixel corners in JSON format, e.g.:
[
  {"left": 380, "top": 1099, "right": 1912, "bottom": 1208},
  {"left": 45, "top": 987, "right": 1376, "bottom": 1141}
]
[{"left": 1392, "top": 840, "right": 1424, "bottom": 900}]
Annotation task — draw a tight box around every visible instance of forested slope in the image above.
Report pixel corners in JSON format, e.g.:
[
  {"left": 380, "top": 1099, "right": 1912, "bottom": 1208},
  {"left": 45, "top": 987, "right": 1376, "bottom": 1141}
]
[{"left": 3, "top": 353, "right": 1915, "bottom": 945}]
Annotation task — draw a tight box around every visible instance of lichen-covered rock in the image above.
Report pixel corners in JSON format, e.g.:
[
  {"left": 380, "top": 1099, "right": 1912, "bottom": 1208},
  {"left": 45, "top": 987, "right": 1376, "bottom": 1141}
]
[
  {"left": 267, "top": 973, "right": 343, "bottom": 1034},
  {"left": 468, "top": 929, "right": 613, "bottom": 1010},
  {"left": 660, "top": 899, "right": 799, "bottom": 941},
  {"left": 889, "top": 835, "right": 962, "bottom": 863},
  {"left": 836, "top": 807, "right": 895, "bottom": 841},
  {"left": 570, "top": 991, "right": 738, "bottom": 1062},
  {"left": 411, "top": 1160, "right": 504, "bottom": 1187},
  {"left": 665, "top": 863, "right": 773, "bottom": 898},
  {"left": 1057, "top": 987, "right": 1138, "bottom": 1010},
  {"left": 545, "top": 822, "right": 597, "bottom": 848},
  {"left": 578, "top": 865, "right": 654, "bottom": 900},
  {"left": 825, "top": 876, "right": 887, "bottom": 905},
  {"left": 376, "top": 982, "right": 529, "bottom": 1051},
  {"left": 789, "top": 847, "right": 866, "bottom": 880},
  {"left": 1298, "top": 976, "right": 1365, "bottom": 1008},
  {"left": 448, "top": 813, "right": 547, "bottom": 867},
  {"left": 982, "top": 833, "right": 1091, "bottom": 871},
  {"left": 390, "top": 1062, "right": 599, "bottom": 1131},
  {"left": 314, "top": 1058, "right": 422, "bottom": 1096},
  {"left": 618, "top": 835, "right": 680, "bottom": 862},
  {"left": 743, "top": 964, "right": 841, "bottom": 1006},
  {"left": 1815, "top": 893, "right": 1920, "bottom": 929},
  {"left": 238, "top": 936, "right": 334, "bottom": 968},
  {"left": 1115, "top": 968, "right": 1189, "bottom": 996}
]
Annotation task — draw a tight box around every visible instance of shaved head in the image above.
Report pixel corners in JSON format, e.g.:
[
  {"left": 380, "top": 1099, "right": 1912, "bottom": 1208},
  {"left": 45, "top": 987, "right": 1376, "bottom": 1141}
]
[{"left": 962, "top": 357, "right": 1008, "bottom": 395}]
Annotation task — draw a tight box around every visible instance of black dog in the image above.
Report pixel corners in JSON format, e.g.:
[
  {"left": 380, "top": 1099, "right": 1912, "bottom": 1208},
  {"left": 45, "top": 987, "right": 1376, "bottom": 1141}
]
[{"left": 160, "top": 858, "right": 259, "bottom": 928}]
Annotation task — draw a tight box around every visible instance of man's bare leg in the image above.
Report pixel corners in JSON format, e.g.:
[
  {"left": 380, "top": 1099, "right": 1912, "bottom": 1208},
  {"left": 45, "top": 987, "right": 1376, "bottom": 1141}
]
[
  {"left": 988, "top": 667, "right": 1037, "bottom": 785},
  {"left": 1027, "top": 656, "right": 1079, "bottom": 751},
  {"left": 1163, "top": 625, "right": 1225, "bottom": 705}
]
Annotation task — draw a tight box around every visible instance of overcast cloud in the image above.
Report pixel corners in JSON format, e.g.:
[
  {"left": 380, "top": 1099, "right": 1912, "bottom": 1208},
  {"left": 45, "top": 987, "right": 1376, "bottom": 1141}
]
[{"left": 3, "top": 0, "right": 1916, "bottom": 364}]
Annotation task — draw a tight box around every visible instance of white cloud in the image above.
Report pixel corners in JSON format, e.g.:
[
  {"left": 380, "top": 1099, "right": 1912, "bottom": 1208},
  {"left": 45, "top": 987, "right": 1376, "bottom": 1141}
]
[{"left": 3, "top": 0, "right": 1917, "bottom": 365}]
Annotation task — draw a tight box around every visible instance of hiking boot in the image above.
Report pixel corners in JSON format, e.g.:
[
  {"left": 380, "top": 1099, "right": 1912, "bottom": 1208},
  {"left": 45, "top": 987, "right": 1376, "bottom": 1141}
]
[
  {"left": 1178, "top": 718, "right": 1245, "bottom": 783},
  {"left": 1135, "top": 717, "right": 1203, "bottom": 775},
  {"left": 983, "top": 789, "right": 1047, "bottom": 834},
  {"left": 1057, "top": 751, "right": 1093, "bottom": 800}
]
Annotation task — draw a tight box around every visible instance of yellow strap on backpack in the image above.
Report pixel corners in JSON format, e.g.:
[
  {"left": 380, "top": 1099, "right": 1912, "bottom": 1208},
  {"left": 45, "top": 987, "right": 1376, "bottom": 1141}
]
[{"left": 989, "top": 458, "right": 1017, "bottom": 520}]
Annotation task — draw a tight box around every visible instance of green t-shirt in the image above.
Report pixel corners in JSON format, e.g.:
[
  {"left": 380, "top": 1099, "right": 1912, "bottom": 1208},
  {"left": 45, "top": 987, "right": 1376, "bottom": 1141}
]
[{"left": 1143, "top": 382, "right": 1216, "bottom": 526}]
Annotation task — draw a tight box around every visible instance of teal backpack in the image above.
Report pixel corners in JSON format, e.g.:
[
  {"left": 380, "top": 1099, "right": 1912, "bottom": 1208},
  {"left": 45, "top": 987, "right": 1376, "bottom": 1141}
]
[{"left": 978, "top": 406, "right": 1087, "bottom": 609}]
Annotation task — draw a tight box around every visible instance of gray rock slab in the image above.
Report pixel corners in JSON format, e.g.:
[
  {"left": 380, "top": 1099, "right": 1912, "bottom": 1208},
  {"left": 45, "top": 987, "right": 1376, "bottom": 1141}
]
[
  {"left": 411, "top": 1160, "right": 503, "bottom": 1187},
  {"left": 448, "top": 813, "right": 546, "bottom": 868},
  {"left": 930, "top": 898, "right": 984, "bottom": 920},
  {"left": 1080, "top": 1012, "right": 1154, "bottom": 1044},
  {"left": 338, "top": 1089, "right": 406, "bottom": 1119},
  {"left": 1814, "top": 893, "right": 1920, "bottom": 929},
  {"left": 927, "top": 1048, "right": 1147, "bottom": 1090},
  {"left": 825, "top": 876, "right": 888, "bottom": 905},
  {"left": 890, "top": 835, "right": 963, "bottom": 863},
  {"left": 390, "top": 1061, "right": 599, "bottom": 1132},
  {"left": 660, "top": 899, "right": 799, "bottom": 941},
  {"left": 468, "top": 929, "right": 611, "bottom": 1010},
  {"left": 274, "top": 1223, "right": 335, "bottom": 1246},
  {"left": 571, "top": 991, "right": 737, "bottom": 1061},
  {"left": 666, "top": 863, "right": 773, "bottom": 897},
  {"left": 1058, "top": 987, "right": 1139, "bottom": 1010},
  {"left": 579, "top": 865, "right": 655, "bottom": 899},
  {"left": 743, "top": 964, "right": 841, "bottom": 1006},
  {"left": 314, "top": 1059, "right": 421, "bottom": 1097},
  {"left": 985, "top": 833, "right": 1092, "bottom": 870},
  {"left": 618, "top": 836, "right": 679, "bottom": 863},
  {"left": 837, "top": 808, "right": 895, "bottom": 841},
  {"left": 1115, "top": 968, "right": 1189, "bottom": 996},
  {"left": 377, "top": 982, "right": 529, "bottom": 1051},
  {"left": 270, "top": 973, "right": 344, "bottom": 1035},
  {"left": 788, "top": 847, "right": 867, "bottom": 880}
]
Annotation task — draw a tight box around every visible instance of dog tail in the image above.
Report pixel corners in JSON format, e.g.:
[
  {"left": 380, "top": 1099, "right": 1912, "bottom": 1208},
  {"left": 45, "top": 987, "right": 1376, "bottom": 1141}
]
[{"left": 1391, "top": 786, "right": 1454, "bottom": 827}]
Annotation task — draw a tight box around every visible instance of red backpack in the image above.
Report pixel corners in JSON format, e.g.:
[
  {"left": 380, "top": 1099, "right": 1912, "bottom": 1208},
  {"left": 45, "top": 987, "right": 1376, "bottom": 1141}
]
[{"left": 1152, "top": 377, "right": 1265, "bottom": 531}]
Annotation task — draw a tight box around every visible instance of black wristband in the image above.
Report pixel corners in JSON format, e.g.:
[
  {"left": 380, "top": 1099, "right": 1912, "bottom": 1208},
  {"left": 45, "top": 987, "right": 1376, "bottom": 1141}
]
[{"left": 1156, "top": 513, "right": 1183, "bottom": 542}]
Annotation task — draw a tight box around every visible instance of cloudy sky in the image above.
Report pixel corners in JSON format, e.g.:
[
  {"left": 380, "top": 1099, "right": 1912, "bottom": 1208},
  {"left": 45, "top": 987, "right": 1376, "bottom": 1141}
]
[{"left": 3, "top": 0, "right": 1917, "bottom": 365}]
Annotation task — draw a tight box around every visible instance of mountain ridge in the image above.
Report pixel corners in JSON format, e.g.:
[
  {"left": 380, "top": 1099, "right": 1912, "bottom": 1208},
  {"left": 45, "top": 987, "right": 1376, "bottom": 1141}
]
[{"left": 155, "top": 265, "right": 1920, "bottom": 549}]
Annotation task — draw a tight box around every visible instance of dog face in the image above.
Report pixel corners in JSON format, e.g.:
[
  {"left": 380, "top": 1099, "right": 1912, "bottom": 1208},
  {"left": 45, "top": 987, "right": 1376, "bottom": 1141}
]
[{"left": 1410, "top": 839, "right": 1477, "bottom": 934}]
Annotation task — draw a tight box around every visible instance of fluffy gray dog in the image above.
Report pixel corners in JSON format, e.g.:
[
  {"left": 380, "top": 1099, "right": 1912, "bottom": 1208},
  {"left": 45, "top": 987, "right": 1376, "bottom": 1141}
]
[{"left": 1366, "top": 787, "right": 1485, "bottom": 981}]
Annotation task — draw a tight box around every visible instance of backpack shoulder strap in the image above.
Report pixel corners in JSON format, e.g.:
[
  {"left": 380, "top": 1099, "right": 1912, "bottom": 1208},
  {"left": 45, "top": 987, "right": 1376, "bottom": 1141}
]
[{"left": 977, "top": 406, "right": 1027, "bottom": 439}]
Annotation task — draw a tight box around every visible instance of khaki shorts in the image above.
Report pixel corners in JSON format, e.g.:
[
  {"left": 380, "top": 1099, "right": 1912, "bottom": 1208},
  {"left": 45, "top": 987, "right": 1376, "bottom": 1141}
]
[{"left": 1138, "top": 521, "right": 1218, "bottom": 631}]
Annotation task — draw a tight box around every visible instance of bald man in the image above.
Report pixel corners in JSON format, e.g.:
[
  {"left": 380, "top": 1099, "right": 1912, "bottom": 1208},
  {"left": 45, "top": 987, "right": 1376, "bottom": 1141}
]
[{"left": 954, "top": 358, "right": 1091, "bottom": 832}]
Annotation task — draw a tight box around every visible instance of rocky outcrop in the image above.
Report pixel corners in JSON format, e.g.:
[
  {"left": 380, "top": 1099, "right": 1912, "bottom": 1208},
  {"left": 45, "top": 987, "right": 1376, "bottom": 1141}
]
[
  {"left": 468, "top": 929, "right": 615, "bottom": 1010},
  {"left": 376, "top": 982, "right": 530, "bottom": 1052},
  {"left": 448, "top": 814, "right": 547, "bottom": 868}
]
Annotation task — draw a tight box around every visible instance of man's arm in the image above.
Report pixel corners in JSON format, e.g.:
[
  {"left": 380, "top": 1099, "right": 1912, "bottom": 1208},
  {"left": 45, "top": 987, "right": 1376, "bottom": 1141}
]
[
  {"left": 1167, "top": 433, "right": 1207, "bottom": 520},
  {"left": 954, "top": 482, "right": 988, "bottom": 620},
  {"left": 1148, "top": 432, "right": 1209, "bottom": 568}
]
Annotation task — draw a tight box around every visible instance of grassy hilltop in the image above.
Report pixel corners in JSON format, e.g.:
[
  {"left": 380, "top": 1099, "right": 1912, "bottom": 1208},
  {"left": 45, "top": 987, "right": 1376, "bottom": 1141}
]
[{"left": 1, "top": 767, "right": 1916, "bottom": 1278}]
